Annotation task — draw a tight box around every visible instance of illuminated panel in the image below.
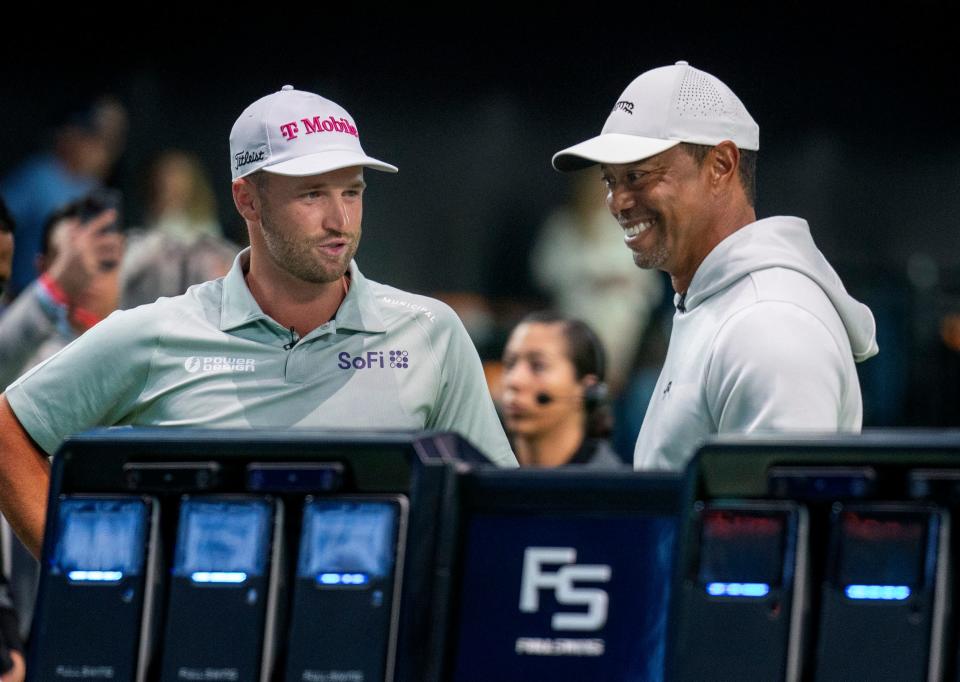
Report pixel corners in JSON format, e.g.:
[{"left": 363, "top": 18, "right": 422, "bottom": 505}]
[
  {"left": 53, "top": 498, "right": 147, "bottom": 579},
  {"left": 173, "top": 499, "right": 271, "bottom": 580},
  {"left": 844, "top": 585, "right": 911, "bottom": 601},
  {"left": 837, "top": 513, "right": 926, "bottom": 588},
  {"left": 297, "top": 501, "right": 397, "bottom": 586},
  {"left": 317, "top": 572, "right": 370, "bottom": 586},
  {"left": 706, "top": 582, "right": 771, "bottom": 598},
  {"left": 698, "top": 510, "right": 786, "bottom": 588},
  {"left": 67, "top": 570, "right": 124, "bottom": 583},
  {"left": 190, "top": 571, "right": 248, "bottom": 584}
]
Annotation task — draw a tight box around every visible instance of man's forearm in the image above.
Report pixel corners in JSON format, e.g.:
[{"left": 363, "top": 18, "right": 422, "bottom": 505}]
[{"left": 0, "top": 396, "right": 50, "bottom": 558}]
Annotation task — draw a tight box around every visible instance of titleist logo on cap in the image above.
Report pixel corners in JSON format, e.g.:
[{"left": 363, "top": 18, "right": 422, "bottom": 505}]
[
  {"left": 234, "top": 149, "right": 266, "bottom": 170},
  {"left": 279, "top": 115, "right": 359, "bottom": 141}
]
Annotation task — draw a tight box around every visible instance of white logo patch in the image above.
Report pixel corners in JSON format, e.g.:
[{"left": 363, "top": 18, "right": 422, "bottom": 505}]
[
  {"left": 184, "top": 356, "right": 256, "bottom": 373},
  {"left": 380, "top": 296, "right": 437, "bottom": 322}
]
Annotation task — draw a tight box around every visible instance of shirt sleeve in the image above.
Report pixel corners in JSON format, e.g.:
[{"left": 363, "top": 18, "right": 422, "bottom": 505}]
[
  {"left": 426, "top": 313, "right": 517, "bottom": 467},
  {"left": 3, "top": 306, "right": 156, "bottom": 455},
  {"left": 703, "top": 301, "right": 847, "bottom": 433}
]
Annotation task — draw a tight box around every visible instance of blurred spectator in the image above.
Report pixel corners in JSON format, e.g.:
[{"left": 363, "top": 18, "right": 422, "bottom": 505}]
[
  {"left": 120, "top": 150, "right": 238, "bottom": 309},
  {"left": 0, "top": 572, "right": 23, "bottom": 682},
  {"left": 0, "top": 200, "right": 30, "bottom": 681},
  {"left": 530, "top": 168, "right": 662, "bottom": 395},
  {"left": 0, "top": 200, "right": 14, "bottom": 305},
  {"left": 500, "top": 311, "right": 621, "bottom": 468},
  {"left": 0, "top": 196, "right": 123, "bottom": 389},
  {"left": 1, "top": 97, "right": 127, "bottom": 297}
]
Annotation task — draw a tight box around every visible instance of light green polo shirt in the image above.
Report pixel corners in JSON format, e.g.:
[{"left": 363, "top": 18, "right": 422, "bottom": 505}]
[{"left": 6, "top": 250, "right": 517, "bottom": 467}]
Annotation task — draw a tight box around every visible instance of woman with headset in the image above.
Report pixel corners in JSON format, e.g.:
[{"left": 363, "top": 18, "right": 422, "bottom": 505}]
[{"left": 500, "top": 311, "right": 623, "bottom": 468}]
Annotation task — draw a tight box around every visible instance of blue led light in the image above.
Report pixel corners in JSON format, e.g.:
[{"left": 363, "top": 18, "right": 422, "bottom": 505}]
[
  {"left": 190, "top": 571, "right": 248, "bottom": 584},
  {"left": 706, "top": 582, "right": 771, "bottom": 598},
  {"left": 67, "top": 570, "right": 123, "bottom": 582},
  {"left": 317, "top": 572, "right": 369, "bottom": 586},
  {"left": 845, "top": 585, "right": 911, "bottom": 601}
]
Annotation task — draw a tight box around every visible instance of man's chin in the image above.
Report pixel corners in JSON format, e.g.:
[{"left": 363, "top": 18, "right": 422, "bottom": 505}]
[
  {"left": 631, "top": 249, "right": 667, "bottom": 271},
  {"left": 295, "top": 261, "right": 351, "bottom": 285}
]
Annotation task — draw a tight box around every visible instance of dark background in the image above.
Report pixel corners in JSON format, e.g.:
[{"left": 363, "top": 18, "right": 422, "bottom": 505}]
[{"left": 2, "top": 6, "right": 957, "bottom": 425}]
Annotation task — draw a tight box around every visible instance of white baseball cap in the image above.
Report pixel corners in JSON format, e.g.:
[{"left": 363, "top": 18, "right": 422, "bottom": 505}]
[
  {"left": 230, "top": 85, "right": 398, "bottom": 180},
  {"left": 552, "top": 61, "right": 759, "bottom": 172}
]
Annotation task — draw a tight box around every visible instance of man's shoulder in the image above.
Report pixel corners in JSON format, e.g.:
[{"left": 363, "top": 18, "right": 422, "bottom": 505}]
[
  {"left": 749, "top": 267, "right": 829, "bottom": 302},
  {"left": 113, "top": 277, "right": 224, "bottom": 331},
  {"left": 364, "top": 279, "right": 461, "bottom": 330},
  {"left": 743, "top": 267, "right": 848, "bottom": 334},
  {"left": 701, "top": 266, "right": 836, "bottom": 320}
]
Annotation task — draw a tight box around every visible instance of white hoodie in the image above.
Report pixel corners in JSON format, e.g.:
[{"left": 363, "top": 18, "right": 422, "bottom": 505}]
[{"left": 634, "top": 216, "right": 879, "bottom": 471}]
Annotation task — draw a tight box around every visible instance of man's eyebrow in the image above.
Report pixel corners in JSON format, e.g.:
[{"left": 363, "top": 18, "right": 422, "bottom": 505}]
[{"left": 298, "top": 178, "right": 367, "bottom": 190}]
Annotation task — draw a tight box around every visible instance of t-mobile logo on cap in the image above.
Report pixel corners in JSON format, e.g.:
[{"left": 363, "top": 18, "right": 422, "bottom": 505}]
[
  {"left": 280, "top": 115, "right": 359, "bottom": 141},
  {"left": 519, "top": 547, "right": 611, "bottom": 631}
]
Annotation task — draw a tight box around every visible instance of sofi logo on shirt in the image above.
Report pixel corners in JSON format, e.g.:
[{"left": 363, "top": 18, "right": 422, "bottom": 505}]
[{"left": 338, "top": 350, "right": 410, "bottom": 370}]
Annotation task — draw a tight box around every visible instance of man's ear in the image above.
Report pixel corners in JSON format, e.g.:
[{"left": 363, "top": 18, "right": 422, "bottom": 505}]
[
  {"left": 708, "top": 140, "right": 740, "bottom": 192},
  {"left": 232, "top": 177, "right": 261, "bottom": 224}
]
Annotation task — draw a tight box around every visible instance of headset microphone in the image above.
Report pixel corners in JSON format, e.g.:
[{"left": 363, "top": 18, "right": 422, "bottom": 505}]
[{"left": 535, "top": 385, "right": 608, "bottom": 409}]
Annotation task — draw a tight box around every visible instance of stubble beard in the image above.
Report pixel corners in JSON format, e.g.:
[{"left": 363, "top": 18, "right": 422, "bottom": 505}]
[
  {"left": 633, "top": 244, "right": 669, "bottom": 270},
  {"left": 259, "top": 205, "right": 359, "bottom": 285},
  {"left": 630, "top": 221, "right": 669, "bottom": 271}
]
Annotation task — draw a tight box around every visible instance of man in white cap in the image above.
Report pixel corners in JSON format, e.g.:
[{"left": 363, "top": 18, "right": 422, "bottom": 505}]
[
  {"left": 553, "top": 62, "right": 879, "bottom": 471},
  {"left": 0, "top": 86, "right": 516, "bottom": 557}
]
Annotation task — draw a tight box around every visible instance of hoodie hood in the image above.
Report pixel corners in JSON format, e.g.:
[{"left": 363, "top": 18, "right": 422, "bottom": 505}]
[{"left": 680, "top": 216, "right": 878, "bottom": 362}]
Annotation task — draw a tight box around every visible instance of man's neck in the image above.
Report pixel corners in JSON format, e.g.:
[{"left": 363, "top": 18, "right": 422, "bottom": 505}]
[
  {"left": 244, "top": 252, "right": 349, "bottom": 337},
  {"left": 672, "top": 203, "right": 757, "bottom": 295}
]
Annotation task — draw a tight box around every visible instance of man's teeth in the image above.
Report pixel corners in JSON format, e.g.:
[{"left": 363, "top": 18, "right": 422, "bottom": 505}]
[{"left": 623, "top": 220, "right": 652, "bottom": 238}]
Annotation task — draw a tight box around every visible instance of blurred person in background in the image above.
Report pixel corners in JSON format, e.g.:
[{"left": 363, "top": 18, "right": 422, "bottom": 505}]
[
  {"left": 0, "top": 200, "right": 14, "bottom": 306},
  {"left": 0, "top": 201, "right": 38, "bottom": 681},
  {"left": 531, "top": 168, "right": 663, "bottom": 397},
  {"left": 0, "top": 195, "right": 123, "bottom": 389},
  {"left": 0, "top": 573, "right": 23, "bottom": 681},
  {"left": 1, "top": 97, "right": 127, "bottom": 298},
  {"left": 501, "top": 311, "right": 622, "bottom": 468},
  {"left": 121, "top": 150, "right": 239, "bottom": 309}
]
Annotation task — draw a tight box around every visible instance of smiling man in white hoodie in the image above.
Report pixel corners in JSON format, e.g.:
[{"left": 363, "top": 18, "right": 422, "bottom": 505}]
[{"left": 552, "top": 61, "right": 879, "bottom": 470}]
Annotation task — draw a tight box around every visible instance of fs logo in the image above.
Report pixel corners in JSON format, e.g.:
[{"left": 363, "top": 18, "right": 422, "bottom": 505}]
[{"left": 519, "top": 547, "right": 611, "bottom": 631}]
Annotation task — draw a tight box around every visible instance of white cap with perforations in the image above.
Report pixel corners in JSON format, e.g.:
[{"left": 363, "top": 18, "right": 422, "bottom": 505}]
[{"left": 552, "top": 61, "right": 759, "bottom": 172}]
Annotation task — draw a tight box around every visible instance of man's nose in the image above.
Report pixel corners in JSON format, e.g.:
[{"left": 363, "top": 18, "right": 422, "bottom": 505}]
[
  {"left": 607, "top": 185, "right": 636, "bottom": 216},
  {"left": 323, "top": 197, "right": 349, "bottom": 230}
]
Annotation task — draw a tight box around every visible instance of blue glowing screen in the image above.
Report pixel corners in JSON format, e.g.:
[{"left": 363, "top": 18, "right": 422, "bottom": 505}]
[
  {"left": 173, "top": 499, "right": 271, "bottom": 578},
  {"left": 706, "top": 582, "right": 771, "bottom": 598},
  {"left": 297, "top": 501, "right": 397, "bottom": 580},
  {"left": 844, "top": 584, "right": 911, "bottom": 601},
  {"left": 52, "top": 498, "right": 148, "bottom": 577}
]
